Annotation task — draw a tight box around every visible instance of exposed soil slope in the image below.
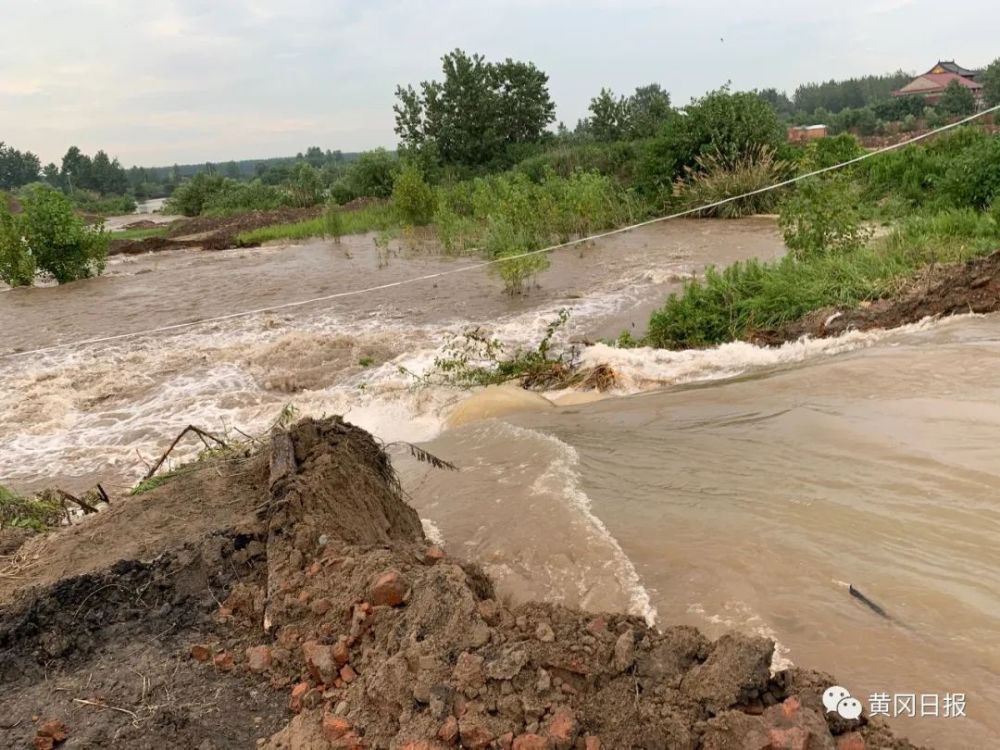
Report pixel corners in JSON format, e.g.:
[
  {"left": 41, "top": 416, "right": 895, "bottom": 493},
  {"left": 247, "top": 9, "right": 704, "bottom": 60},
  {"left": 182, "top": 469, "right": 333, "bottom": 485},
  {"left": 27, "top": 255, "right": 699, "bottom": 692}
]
[
  {"left": 107, "top": 207, "right": 323, "bottom": 256},
  {"left": 754, "top": 251, "right": 1000, "bottom": 345},
  {"left": 0, "top": 418, "right": 927, "bottom": 749}
]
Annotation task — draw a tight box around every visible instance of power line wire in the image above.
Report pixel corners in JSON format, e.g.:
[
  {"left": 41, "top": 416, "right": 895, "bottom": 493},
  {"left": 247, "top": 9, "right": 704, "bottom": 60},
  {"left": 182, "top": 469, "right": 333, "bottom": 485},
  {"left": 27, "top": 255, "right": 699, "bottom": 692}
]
[{"left": 4, "top": 103, "right": 999, "bottom": 362}]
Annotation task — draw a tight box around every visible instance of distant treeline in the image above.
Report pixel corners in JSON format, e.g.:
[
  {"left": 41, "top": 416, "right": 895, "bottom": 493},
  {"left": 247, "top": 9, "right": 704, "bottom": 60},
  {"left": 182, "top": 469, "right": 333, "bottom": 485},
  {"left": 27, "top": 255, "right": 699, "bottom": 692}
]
[
  {"left": 760, "top": 71, "right": 915, "bottom": 117},
  {"left": 4, "top": 57, "right": 999, "bottom": 217},
  {"left": 129, "top": 147, "right": 364, "bottom": 199}
]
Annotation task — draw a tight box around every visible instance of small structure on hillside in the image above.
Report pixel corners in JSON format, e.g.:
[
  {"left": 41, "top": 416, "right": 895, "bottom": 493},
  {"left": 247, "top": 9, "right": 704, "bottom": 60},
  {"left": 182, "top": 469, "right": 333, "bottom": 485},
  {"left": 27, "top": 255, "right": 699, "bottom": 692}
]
[
  {"left": 894, "top": 61, "right": 984, "bottom": 106},
  {"left": 787, "top": 124, "right": 828, "bottom": 143}
]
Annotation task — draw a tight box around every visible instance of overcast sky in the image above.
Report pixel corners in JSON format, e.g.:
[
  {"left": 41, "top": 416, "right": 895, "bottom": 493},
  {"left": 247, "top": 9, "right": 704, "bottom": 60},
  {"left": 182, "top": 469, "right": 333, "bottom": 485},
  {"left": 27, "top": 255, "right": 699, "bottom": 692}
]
[{"left": 1, "top": 0, "right": 996, "bottom": 167}]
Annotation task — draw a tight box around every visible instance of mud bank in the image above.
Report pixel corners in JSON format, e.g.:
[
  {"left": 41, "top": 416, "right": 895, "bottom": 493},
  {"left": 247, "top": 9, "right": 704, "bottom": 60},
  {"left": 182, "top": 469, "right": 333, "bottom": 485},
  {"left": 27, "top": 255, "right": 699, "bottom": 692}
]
[
  {"left": 108, "top": 201, "right": 392, "bottom": 256},
  {"left": 0, "top": 418, "right": 925, "bottom": 749},
  {"left": 754, "top": 250, "right": 1000, "bottom": 345},
  {"left": 107, "top": 207, "right": 322, "bottom": 255}
]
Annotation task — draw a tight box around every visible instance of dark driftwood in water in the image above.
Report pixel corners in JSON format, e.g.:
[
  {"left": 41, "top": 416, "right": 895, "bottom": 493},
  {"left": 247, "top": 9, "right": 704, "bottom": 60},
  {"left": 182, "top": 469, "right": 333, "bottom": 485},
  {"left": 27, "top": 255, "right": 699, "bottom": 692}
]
[
  {"left": 849, "top": 584, "right": 890, "bottom": 620},
  {"left": 56, "top": 490, "right": 98, "bottom": 515},
  {"left": 96, "top": 484, "right": 110, "bottom": 505},
  {"left": 142, "top": 425, "right": 228, "bottom": 482}
]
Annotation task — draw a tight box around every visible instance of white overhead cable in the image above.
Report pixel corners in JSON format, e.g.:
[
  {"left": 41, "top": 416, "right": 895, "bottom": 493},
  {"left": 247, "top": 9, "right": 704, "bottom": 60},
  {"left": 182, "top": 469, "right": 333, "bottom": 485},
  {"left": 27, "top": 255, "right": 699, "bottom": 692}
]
[{"left": 3, "top": 103, "right": 999, "bottom": 362}]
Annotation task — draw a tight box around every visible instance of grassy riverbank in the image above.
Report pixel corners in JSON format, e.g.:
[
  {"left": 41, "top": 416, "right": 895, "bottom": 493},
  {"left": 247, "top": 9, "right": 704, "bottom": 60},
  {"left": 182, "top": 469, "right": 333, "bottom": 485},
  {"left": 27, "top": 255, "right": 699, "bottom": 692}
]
[
  {"left": 645, "top": 129, "right": 1000, "bottom": 348},
  {"left": 235, "top": 202, "right": 399, "bottom": 246}
]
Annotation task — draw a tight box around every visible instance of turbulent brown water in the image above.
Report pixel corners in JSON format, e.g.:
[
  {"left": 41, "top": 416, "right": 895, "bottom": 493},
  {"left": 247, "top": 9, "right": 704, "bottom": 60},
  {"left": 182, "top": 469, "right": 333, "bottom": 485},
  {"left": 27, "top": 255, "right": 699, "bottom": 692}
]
[{"left": 1, "top": 218, "right": 997, "bottom": 747}]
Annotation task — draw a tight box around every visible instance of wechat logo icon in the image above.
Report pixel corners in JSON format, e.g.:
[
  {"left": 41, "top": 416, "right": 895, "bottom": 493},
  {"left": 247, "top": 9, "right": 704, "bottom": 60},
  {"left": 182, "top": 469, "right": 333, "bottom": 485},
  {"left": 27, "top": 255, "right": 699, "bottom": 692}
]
[{"left": 823, "top": 685, "right": 864, "bottom": 720}]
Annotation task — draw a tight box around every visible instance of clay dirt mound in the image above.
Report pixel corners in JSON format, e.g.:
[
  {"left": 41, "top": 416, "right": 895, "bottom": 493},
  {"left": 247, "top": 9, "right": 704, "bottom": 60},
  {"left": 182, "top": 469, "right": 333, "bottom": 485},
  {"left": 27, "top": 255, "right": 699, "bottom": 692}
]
[
  {"left": 168, "top": 207, "right": 324, "bottom": 251},
  {"left": 0, "top": 417, "right": 929, "bottom": 749}
]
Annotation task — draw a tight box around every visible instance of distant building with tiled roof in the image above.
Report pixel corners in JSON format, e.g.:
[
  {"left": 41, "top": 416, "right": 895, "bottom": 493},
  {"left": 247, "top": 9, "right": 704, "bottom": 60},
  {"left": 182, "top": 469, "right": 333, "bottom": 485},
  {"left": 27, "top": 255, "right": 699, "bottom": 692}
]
[
  {"left": 894, "top": 61, "right": 984, "bottom": 106},
  {"left": 928, "top": 61, "right": 981, "bottom": 78}
]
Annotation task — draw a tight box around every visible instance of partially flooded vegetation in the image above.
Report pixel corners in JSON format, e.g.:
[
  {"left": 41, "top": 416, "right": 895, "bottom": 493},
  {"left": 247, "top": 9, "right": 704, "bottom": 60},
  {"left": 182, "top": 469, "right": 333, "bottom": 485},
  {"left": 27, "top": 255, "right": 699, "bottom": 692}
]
[{"left": 5, "top": 26, "right": 1000, "bottom": 750}]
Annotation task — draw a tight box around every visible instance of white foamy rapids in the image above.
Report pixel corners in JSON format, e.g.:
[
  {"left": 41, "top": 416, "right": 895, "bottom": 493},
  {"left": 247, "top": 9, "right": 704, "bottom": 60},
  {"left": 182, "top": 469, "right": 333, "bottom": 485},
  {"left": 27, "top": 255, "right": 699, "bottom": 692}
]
[
  {"left": 0, "top": 286, "right": 635, "bottom": 487},
  {"left": 578, "top": 316, "right": 953, "bottom": 394},
  {"left": 421, "top": 518, "right": 445, "bottom": 546},
  {"left": 688, "top": 602, "right": 793, "bottom": 675},
  {"left": 513, "top": 424, "right": 658, "bottom": 626}
]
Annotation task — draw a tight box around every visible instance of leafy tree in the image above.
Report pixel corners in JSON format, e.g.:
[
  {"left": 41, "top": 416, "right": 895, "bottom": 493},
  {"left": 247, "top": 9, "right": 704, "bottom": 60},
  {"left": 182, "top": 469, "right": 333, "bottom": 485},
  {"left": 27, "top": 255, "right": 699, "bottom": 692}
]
[
  {"left": 983, "top": 58, "right": 1000, "bottom": 107},
  {"left": 60, "top": 146, "right": 91, "bottom": 193},
  {"left": 58, "top": 146, "right": 129, "bottom": 196},
  {"left": 588, "top": 88, "right": 632, "bottom": 142},
  {"left": 89, "top": 150, "right": 129, "bottom": 195},
  {"left": 165, "top": 173, "right": 227, "bottom": 215},
  {"left": 755, "top": 88, "right": 795, "bottom": 118},
  {"left": 938, "top": 80, "right": 976, "bottom": 117},
  {"left": 8, "top": 185, "right": 109, "bottom": 283},
  {"left": 394, "top": 49, "right": 555, "bottom": 170},
  {"left": 343, "top": 148, "right": 398, "bottom": 199},
  {"left": 680, "top": 87, "right": 785, "bottom": 166},
  {"left": 303, "top": 146, "right": 326, "bottom": 169},
  {"left": 42, "top": 163, "right": 61, "bottom": 188},
  {"left": 628, "top": 84, "right": 673, "bottom": 138},
  {"left": 0, "top": 142, "right": 42, "bottom": 190}
]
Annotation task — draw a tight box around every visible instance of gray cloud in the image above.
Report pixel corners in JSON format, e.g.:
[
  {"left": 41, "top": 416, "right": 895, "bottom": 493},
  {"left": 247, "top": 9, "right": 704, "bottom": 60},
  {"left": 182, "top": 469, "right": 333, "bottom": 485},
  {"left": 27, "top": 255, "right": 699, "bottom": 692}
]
[{"left": 1, "top": 0, "right": 996, "bottom": 165}]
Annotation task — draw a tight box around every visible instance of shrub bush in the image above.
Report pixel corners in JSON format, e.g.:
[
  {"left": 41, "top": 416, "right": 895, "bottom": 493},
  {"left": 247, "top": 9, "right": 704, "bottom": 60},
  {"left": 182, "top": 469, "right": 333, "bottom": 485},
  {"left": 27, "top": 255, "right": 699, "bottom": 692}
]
[
  {"left": 1, "top": 185, "right": 109, "bottom": 284},
  {"left": 0, "top": 200, "right": 34, "bottom": 286},
  {"left": 779, "top": 176, "right": 872, "bottom": 259},
  {"left": 392, "top": 164, "right": 436, "bottom": 226},
  {"left": 287, "top": 163, "right": 323, "bottom": 208},
  {"left": 202, "top": 180, "right": 289, "bottom": 214},
  {"left": 166, "top": 173, "right": 227, "bottom": 216},
  {"left": 344, "top": 149, "right": 399, "bottom": 199},
  {"left": 939, "top": 134, "right": 1000, "bottom": 211},
  {"left": 801, "top": 133, "right": 864, "bottom": 172},
  {"left": 673, "top": 146, "right": 791, "bottom": 218},
  {"left": 323, "top": 201, "right": 345, "bottom": 242}
]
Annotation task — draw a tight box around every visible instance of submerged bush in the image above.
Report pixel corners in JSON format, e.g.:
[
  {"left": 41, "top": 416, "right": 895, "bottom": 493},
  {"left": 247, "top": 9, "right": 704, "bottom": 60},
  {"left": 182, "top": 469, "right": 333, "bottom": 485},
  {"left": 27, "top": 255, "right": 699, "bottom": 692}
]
[
  {"left": 323, "top": 201, "right": 345, "bottom": 242},
  {"left": 778, "top": 176, "right": 872, "bottom": 259},
  {"left": 392, "top": 164, "right": 436, "bottom": 226},
  {"left": 673, "top": 146, "right": 790, "bottom": 218}
]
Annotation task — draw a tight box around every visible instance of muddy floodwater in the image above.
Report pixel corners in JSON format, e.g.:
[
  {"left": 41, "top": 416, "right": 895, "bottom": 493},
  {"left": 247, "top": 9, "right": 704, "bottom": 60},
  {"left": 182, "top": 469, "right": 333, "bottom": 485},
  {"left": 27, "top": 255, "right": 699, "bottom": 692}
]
[{"left": 1, "top": 218, "right": 997, "bottom": 748}]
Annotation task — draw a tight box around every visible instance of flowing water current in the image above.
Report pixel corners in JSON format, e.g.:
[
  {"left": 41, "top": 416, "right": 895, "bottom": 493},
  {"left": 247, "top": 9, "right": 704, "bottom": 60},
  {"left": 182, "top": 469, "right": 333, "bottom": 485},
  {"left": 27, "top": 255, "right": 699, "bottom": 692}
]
[{"left": 1, "top": 219, "right": 996, "bottom": 748}]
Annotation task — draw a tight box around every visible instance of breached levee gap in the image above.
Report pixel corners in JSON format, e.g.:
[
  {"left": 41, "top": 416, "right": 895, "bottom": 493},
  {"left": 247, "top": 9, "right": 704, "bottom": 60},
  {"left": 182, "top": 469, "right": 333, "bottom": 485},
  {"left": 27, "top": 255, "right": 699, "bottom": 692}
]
[{"left": 0, "top": 417, "right": 925, "bottom": 749}]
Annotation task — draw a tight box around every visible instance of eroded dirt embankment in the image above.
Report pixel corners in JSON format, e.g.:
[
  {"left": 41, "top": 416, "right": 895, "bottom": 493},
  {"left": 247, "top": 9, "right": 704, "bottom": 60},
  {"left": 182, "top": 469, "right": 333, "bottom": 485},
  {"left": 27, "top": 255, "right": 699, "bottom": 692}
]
[
  {"left": 0, "top": 418, "right": 926, "bottom": 749},
  {"left": 754, "top": 251, "right": 1000, "bottom": 345}
]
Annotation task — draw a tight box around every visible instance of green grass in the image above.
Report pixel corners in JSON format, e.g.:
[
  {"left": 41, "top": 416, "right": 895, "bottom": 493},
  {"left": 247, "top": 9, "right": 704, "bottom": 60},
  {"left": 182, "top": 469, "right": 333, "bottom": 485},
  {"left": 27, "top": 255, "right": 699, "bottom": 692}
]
[
  {"left": 129, "top": 468, "right": 186, "bottom": 496},
  {"left": 0, "top": 485, "right": 63, "bottom": 530},
  {"left": 236, "top": 203, "right": 400, "bottom": 245},
  {"left": 646, "top": 208, "right": 1000, "bottom": 349},
  {"left": 110, "top": 226, "right": 169, "bottom": 241}
]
